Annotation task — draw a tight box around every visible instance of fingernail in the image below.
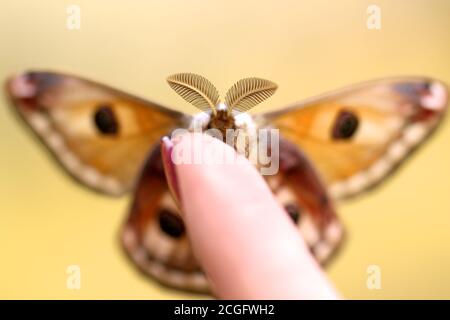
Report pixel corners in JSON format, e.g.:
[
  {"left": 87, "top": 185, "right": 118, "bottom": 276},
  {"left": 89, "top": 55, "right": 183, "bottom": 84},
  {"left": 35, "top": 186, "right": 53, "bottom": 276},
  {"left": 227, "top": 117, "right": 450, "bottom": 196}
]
[{"left": 161, "top": 136, "right": 182, "bottom": 207}]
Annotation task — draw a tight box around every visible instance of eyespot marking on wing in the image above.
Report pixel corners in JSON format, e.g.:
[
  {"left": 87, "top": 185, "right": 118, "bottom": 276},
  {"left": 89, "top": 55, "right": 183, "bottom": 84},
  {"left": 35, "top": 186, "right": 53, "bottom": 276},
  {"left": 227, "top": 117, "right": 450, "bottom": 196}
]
[
  {"left": 284, "top": 203, "right": 301, "bottom": 224},
  {"left": 329, "top": 120, "right": 437, "bottom": 199},
  {"left": 331, "top": 109, "right": 359, "bottom": 140},
  {"left": 7, "top": 71, "right": 188, "bottom": 197},
  {"left": 19, "top": 110, "right": 124, "bottom": 195},
  {"left": 158, "top": 209, "right": 185, "bottom": 238},
  {"left": 93, "top": 105, "right": 119, "bottom": 135},
  {"left": 272, "top": 182, "right": 344, "bottom": 263},
  {"left": 264, "top": 78, "right": 448, "bottom": 199}
]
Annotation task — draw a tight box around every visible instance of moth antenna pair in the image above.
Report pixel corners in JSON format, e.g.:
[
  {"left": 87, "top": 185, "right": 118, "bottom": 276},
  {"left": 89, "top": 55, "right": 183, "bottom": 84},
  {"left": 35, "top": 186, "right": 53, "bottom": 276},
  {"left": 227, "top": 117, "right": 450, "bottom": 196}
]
[{"left": 167, "top": 73, "right": 278, "bottom": 115}]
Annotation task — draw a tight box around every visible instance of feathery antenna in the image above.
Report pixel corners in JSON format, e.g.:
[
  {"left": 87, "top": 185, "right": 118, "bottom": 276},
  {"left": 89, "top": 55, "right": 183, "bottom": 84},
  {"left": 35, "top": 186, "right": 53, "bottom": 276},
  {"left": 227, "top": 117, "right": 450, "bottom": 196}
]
[
  {"left": 224, "top": 78, "right": 278, "bottom": 113},
  {"left": 167, "top": 73, "right": 220, "bottom": 114}
]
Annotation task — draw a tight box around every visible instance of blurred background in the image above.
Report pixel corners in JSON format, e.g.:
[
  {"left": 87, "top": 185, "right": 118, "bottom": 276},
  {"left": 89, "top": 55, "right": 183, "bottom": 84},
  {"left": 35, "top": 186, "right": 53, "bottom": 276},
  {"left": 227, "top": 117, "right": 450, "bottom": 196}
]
[{"left": 0, "top": 0, "right": 449, "bottom": 299}]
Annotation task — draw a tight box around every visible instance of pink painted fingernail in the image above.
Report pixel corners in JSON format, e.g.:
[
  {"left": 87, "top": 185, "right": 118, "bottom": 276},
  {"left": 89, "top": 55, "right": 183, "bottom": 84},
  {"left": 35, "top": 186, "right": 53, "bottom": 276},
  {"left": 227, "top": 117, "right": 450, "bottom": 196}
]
[{"left": 160, "top": 136, "right": 182, "bottom": 207}]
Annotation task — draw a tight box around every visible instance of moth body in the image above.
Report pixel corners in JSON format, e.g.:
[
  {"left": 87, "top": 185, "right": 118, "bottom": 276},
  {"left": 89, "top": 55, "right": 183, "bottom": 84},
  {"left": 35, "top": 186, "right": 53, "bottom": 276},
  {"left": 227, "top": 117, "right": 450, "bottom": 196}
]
[
  {"left": 190, "top": 103, "right": 256, "bottom": 134},
  {"left": 6, "top": 71, "right": 448, "bottom": 294}
]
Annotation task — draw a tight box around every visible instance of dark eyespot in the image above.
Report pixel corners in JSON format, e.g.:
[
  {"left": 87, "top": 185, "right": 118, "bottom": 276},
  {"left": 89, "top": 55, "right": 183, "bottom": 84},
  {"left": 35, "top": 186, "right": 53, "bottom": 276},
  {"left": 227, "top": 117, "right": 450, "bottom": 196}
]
[
  {"left": 331, "top": 110, "right": 359, "bottom": 140},
  {"left": 94, "top": 105, "right": 119, "bottom": 135},
  {"left": 284, "top": 203, "right": 301, "bottom": 224},
  {"left": 158, "top": 209, "right": 185, "bottom": 238}
]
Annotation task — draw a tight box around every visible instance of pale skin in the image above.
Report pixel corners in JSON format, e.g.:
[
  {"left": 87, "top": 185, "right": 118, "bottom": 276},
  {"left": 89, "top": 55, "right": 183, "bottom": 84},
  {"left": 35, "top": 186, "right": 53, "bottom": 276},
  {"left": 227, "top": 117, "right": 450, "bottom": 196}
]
[{"left": 162, "top": 133, "right": 340, "bottom": 299}]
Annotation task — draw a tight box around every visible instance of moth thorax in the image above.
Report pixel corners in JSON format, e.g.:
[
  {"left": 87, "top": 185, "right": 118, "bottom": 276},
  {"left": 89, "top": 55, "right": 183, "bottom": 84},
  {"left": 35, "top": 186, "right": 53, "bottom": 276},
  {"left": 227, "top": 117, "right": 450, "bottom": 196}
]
[
  {"left": 212, "top": 111, "right": 258, "bottom": 161},
  {"left": 207, "top": 107, "right": 235, "bottom": 136}
]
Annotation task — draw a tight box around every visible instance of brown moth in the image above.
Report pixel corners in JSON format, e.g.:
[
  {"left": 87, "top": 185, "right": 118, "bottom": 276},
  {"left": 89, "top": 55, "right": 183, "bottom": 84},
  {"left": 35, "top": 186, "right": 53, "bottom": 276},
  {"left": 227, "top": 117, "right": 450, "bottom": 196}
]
[{"left": 6, "top": 71, "right": 449, "bottom": 293}]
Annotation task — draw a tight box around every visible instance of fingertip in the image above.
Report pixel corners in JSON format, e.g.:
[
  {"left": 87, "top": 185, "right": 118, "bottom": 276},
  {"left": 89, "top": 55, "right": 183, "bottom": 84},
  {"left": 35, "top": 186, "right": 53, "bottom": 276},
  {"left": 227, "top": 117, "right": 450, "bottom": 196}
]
[{"left": 171, "top": 133, "right": 339, "bottom": 299}]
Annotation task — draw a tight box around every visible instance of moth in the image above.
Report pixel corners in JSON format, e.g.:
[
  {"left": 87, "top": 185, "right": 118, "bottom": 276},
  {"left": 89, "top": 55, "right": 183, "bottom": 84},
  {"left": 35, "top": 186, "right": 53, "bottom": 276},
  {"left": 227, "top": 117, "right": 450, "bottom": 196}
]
[{"left": 6, "top": 71, "right": 448, "bottom": 293}]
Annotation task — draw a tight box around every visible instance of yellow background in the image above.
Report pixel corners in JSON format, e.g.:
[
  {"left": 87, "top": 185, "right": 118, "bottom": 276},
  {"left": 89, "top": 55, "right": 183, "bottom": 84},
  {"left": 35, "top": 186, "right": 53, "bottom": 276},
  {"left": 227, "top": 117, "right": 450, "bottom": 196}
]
[{"left": 1, "top": 0, "right": 449, "bottom": 299}]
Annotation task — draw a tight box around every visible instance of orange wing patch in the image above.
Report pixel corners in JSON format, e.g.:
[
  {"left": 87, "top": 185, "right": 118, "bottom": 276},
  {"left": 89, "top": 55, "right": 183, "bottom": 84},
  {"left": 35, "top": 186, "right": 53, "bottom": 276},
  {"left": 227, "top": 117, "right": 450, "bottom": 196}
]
[
  {"left": 7, "top": 71, "right": 189, "bottom": 196},
  {"left": 260, "top": 78, "right": 448, "bottom": 199}
]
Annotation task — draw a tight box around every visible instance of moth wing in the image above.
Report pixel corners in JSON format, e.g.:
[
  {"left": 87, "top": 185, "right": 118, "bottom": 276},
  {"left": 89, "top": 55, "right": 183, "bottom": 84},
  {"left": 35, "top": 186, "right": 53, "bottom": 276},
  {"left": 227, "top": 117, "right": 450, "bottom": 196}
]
[
  {"left": 267, "top": 137, "right": 344, "bottom": 264},
  {"left": 123, "top": 140, "right": 344, "bottom": 293},
  {"left": 121, "top": 146, "right": 208, "bottom": 292},
  {"left": 259, "top": 77, "right": 448, "bottom": 199},
  {"left": 6, "top": 71, "right": 189, "bottom": 196}
]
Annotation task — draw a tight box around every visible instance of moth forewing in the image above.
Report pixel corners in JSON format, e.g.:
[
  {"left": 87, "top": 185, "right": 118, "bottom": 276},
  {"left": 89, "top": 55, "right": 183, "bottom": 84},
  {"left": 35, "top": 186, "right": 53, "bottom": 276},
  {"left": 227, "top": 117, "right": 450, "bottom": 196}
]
[
  {"left": 7, "top": 71, "right": 188, "bottom": 196},
  {"left": 258, "top": 77, "right": 448, "bottom": 199}
]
